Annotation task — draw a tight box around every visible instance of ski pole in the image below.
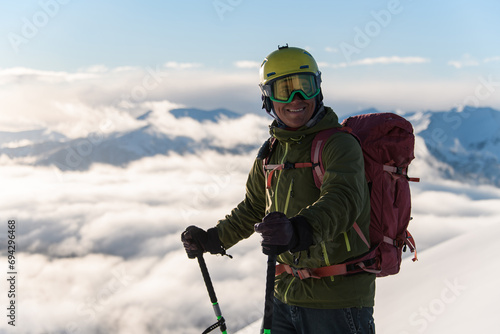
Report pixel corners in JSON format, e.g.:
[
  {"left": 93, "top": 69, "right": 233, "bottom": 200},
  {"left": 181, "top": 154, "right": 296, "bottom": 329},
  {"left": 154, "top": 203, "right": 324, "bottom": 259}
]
[
  {"left": 262, "top": 253, "right": 277, "bottom": 334},
  {"left": 197, "top": 253, "right": 228, "bottom": 334}
]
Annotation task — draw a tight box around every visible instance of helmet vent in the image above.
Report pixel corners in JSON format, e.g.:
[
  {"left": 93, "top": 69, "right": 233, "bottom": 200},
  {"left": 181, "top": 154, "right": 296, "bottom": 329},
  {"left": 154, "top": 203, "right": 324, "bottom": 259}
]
[
  {"left": 300, "top": 65, "right": 309, "bottom": 69},
  {"left": 266, "top": 72, "right": 276, "bottom": 77}
]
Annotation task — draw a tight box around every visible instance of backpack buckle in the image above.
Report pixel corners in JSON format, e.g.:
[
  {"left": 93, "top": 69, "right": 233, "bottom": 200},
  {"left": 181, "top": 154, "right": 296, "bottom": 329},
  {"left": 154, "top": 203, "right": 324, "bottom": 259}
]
[
  {"left": 283, "top": 161, "right": 295, "bottom": 170},
  {"left": 393, "top": 236, "right": 406, "bottom": 248},
  {"left": 290, "top": 267, "right": 320, "bottom": 280},
  {"left": 290, "top": 266, "right": 301, "bottom": 278}
]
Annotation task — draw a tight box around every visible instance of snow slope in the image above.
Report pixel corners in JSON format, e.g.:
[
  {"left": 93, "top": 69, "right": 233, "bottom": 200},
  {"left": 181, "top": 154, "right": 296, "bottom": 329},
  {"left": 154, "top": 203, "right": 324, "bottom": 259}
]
[
  {"left": 375, "top": 223, "right": 499, "bottom": 333},
  {"left": 236, "top": 223, "right": 500, "bottom": 333}
]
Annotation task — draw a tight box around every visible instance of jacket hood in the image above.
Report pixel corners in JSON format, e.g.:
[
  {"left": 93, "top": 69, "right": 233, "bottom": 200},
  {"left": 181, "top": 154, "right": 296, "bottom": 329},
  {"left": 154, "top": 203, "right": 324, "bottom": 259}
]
[{"left": 269, "top": 106, "right": 341, "bottom": 143}]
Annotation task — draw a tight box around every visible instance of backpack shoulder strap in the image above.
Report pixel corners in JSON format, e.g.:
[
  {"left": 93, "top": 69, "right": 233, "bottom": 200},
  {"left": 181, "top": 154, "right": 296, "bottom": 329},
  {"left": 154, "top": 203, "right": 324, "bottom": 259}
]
[
  {"left": 312, "top": 127, "right": 370, "bottom": 258},
  {"left": 311, "top": 126, "right": 355, "bottom": 188},
  {"left": 258, "top": 136, "right": 278, "bottom": 173}
]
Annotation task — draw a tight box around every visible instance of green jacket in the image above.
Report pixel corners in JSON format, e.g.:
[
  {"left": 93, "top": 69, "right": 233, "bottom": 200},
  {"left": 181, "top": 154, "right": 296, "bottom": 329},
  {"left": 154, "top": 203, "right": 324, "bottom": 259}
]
[{"left": 216, "top": 107, "right": 375, "bottom": 309}]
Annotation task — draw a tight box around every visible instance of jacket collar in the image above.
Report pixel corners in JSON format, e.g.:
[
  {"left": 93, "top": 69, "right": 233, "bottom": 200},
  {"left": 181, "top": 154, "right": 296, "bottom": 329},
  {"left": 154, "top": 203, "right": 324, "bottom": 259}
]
[{"left": 269, "top": 106, "right": 341, "bottom": 143}]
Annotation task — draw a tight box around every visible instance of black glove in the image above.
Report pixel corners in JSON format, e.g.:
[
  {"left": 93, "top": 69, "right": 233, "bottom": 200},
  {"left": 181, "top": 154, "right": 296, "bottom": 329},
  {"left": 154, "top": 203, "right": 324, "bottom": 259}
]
[
  {"left": 254, "top": 212, "right": 313, "bottom": 255},
  {"left": 181, "top": 226, "right": 226, "bottom": 259}
]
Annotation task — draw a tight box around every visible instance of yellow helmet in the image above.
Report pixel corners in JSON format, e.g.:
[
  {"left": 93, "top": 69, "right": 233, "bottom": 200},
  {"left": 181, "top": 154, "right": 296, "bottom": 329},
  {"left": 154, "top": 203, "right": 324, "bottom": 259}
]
[
  {"left": 259, "top": 45, "right": 322, "bottom": 113},
  {"left": 259, "top": 45, "right": 321, "bottom": 86}
]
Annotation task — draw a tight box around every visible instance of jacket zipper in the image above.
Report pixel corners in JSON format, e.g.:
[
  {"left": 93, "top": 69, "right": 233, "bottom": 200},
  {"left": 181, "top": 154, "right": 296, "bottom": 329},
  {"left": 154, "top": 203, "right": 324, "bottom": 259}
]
[
  {"left": 281, "top": 177, "right": 295, "bottom": 303},
  {"left": 283, "top": 178, "right": 294, "bottom": 216},
  {"left": 274, "top": 142, "right": 289, "bottom": 212},
  {"left": 321, "top": 241, "right": 335, "bottom": 282},
  {"left": 343, "top": 232, "right": 351, "bottom": 252},
  {"left": 283, "top": 276, "right": 295, "bottom": 304},
  {"left": 275, "top": 142, "right": 296, "bottom": 302}
]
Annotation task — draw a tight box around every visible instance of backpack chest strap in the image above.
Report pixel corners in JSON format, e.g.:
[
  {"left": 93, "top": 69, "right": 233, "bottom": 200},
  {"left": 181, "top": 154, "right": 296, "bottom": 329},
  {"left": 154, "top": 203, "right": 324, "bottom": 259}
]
[{"left": 263, "top": 162, "right": 314, "bottom": 189}]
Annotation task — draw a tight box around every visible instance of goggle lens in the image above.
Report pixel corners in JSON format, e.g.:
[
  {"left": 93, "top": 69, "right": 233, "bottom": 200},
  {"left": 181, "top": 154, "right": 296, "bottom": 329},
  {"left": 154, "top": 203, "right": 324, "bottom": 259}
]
[{"left": 270, "top": 74, "right": 319, "bottom": 103}]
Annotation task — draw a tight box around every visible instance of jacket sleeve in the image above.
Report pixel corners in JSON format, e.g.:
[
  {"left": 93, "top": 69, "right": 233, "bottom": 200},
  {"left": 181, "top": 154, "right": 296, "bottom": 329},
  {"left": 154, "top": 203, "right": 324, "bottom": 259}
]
[
  {"left": 216, "top": 158, "right": 267, "bottom": 249},
  {"left": 298, "top": 132, "right": 369, "bottom": 243}
]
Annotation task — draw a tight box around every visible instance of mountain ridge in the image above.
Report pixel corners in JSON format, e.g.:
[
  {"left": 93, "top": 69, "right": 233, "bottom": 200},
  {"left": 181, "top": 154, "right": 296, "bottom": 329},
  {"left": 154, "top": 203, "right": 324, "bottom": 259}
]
[{"left": 1, "top": 106, "right": 499, "bottom": 187}]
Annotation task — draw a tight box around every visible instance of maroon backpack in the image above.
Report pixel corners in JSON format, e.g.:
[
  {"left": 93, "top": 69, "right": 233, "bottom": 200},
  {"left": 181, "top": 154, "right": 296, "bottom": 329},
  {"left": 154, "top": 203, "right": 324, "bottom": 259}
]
[
  {"left": 312, "top": 112, "right": 419, "bottom": 277},
  {"left": 264, "top": 112, "right": 419, "bottom": 279}
]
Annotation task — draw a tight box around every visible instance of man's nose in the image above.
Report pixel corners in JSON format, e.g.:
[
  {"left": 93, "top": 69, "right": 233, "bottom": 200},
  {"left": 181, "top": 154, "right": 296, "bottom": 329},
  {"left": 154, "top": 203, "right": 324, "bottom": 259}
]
[{"left": 290, "top": 91, "right": 305, "bottom": 101}]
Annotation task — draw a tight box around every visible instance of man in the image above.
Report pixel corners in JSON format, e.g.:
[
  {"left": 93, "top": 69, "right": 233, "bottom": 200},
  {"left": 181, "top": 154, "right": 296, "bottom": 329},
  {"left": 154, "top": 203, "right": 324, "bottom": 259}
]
[{"left": 182, "top": 45, "right": 375, "bottom": 333}]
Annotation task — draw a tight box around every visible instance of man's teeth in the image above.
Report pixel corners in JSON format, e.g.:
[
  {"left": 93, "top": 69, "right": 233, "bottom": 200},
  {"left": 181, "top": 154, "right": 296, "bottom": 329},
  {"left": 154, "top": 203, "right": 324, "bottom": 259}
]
[{"left": 288, "top": 107, "right": 305, "bottom": 112}]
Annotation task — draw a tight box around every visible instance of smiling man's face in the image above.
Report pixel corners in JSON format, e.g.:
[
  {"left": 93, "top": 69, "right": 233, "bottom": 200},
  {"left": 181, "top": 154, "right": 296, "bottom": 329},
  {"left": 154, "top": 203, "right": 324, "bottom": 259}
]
[{"left": 273, "top": 95, "right": 316, "bottom": 129}]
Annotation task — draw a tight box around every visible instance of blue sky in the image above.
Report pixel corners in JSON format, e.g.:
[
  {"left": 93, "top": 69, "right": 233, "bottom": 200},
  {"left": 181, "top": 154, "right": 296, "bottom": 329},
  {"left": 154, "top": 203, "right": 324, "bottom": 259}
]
[
  {"left": 1, "top": 0, "right": 499, "bottom": 129},
  {"left": 2, "top": 0, "right": 499, "bottom": 69}
]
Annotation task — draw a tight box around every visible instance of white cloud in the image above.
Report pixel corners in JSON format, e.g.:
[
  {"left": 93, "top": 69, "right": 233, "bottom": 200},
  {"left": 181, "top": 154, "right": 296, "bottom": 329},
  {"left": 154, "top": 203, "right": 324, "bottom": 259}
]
[
  {"left": 484, "top": 56, "right": 500, "bottom": 63},
  {"left": 81, "top": 65, "right": 109, "bottom": 73},
  {"left": 352, "top": 56, "right": 430, "bottom": 65},
  {"left": 0, "top": 65, "right": 262, "bottom": 133},
  {"left": 234, "top": 60, "right": 261, "bottom": 69},
  {"left": 322, "top": 56, "right": 430, "bottom": 69},
  {"left": 325, "top": 46, "right": 338, "bottom": 53},
  {"left": 447, "top": 54, "right": 480, "bottom": 69},
  {"left": 0, "top": 67, "right": 102, "bottom": 85},
  {"left": 0, "top": 139, "right": 269, "bottom": 332},
  {"left": 0, "top": 60, "right": 497, "bottom": 138},
  {"left": 164, "top": 61, "right": 203, "bottom": 69}
]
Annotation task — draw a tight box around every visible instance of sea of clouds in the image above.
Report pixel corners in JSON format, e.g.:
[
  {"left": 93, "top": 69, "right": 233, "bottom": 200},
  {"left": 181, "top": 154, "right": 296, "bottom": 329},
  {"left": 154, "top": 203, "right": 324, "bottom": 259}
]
[{"left": 2, "top": 106, "right": 500, "bottom": 333}]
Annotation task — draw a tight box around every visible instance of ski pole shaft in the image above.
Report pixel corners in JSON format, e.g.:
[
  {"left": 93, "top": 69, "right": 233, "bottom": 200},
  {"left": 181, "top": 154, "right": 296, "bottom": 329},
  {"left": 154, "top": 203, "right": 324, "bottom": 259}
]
[
  {"left": 198, "top": 254, "right": 217, "bottom": 303},
  {"left": 263, "top": 253, "right": 277, "bottom": 334},
  {"left": 197, "top": 254, "right": 228, "bottom": 334}
]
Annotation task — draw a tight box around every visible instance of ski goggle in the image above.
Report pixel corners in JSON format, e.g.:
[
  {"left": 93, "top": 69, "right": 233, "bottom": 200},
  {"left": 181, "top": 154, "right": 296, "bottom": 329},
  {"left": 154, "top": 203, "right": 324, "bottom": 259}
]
[{"left": 260, "top": 73, "right": 321, "bottom": 103}]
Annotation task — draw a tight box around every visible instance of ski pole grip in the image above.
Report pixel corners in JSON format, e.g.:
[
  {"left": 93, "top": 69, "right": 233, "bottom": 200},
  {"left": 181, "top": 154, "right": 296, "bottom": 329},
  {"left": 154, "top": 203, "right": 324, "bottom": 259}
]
[{"left": 263, "top": 253, "right": 277, "bottom": 333}]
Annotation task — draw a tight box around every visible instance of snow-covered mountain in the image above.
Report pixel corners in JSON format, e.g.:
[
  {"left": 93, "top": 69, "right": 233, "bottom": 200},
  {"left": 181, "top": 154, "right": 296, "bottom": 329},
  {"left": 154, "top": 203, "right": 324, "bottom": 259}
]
[
  {"left": 1, "top": 106, "right": 499, "bottom": 187},
  {"left": 415, "top": 106, "right": 500, "bottom": 187},
  {"left": 0, "top": 108, "right": 260, "bottom": 171},
  {"left": 0, "top": 128, "right": 67, "bottom": 148},
  {"left": 169, "top": 107, "right": 240, "bottom": 121}
]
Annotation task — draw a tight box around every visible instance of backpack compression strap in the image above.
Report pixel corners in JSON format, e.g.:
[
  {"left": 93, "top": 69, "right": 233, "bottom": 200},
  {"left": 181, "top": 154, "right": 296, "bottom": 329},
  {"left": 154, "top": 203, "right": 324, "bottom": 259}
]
[
  {"left": 383, "top": 230, "right": 418, "bottom": 262},
  {"left": 383, "top": 165, "right": 421, "bottom": 182}
]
